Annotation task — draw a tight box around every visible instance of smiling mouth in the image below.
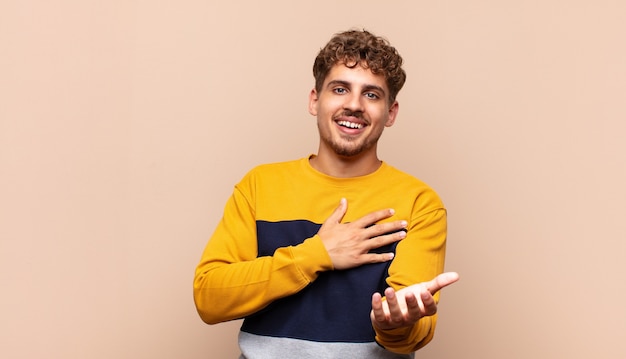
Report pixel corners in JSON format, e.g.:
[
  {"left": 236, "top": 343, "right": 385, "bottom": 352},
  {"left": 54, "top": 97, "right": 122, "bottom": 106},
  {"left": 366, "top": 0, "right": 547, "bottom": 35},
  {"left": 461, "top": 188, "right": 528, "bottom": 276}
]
[{"left": 336, "top": 120, "right": 364, "bottom": 129}]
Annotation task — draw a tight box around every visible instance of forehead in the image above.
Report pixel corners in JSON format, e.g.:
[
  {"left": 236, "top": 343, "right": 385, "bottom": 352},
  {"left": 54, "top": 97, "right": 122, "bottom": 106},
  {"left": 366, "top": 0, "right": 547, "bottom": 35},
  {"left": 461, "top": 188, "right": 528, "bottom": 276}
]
[{"left": 323, "top": 63, "right": 388, "bottom": 91}]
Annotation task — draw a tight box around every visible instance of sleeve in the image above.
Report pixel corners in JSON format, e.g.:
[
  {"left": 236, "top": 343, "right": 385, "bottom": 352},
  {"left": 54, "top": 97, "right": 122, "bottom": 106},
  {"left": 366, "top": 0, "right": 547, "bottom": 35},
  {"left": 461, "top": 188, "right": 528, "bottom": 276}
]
[
  {"left": 373, "top": 203, "right": 448, "bottom": 353},
  {"left": 193, "top": 175, "right": 334, "bottom": 325}
]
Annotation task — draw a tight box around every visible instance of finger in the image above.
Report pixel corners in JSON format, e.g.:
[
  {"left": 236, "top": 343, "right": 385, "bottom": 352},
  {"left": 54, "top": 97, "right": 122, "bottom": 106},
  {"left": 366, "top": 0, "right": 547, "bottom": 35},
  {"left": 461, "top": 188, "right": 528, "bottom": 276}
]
[
  {"left": 371, "top": 292, "right": 387, "bottom": 322},
  {"left": 404, "top": 291, "right": 422, "bottom": 322},
  {"left": 425, "top": 272, "right": 460, "bottom": 295},
  {"left": 360, "top": 252, "right": 395, "bottom": 264},
  {"left": 366, "top": 229, "right": 406, "bottom": 251},
  {"left": 420, "top": 288, "right": 438, "bottom": 316},
  {"left": 384, "top": 287, "right": 405, "bottom": 323},
  {"left": 365, "top": 220, "right": 408, "bottom": 239},
  {"left": 354, "top": 208, "right": 397, "bottom": 228},
  {"left": 415, "top": 284, "right": 426, "bottom": 312}
]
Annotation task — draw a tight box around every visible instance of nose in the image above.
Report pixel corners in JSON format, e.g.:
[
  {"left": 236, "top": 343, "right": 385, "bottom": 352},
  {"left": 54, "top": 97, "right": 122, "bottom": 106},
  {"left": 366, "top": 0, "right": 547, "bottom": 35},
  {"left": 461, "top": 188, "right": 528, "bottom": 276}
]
[{"left": 344, "top": 92, "right": 364, "bottom": 112}]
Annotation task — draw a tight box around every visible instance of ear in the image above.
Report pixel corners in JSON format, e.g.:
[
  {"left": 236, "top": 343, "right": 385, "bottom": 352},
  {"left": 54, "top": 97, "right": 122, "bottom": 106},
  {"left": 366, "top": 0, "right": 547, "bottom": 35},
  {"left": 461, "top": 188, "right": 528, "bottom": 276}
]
[
  {"left": 308, "top": 88, "right": 319, "bottom": 116},
  {"left": 385, "top": 100, "right": 399, "bottom": 127}
]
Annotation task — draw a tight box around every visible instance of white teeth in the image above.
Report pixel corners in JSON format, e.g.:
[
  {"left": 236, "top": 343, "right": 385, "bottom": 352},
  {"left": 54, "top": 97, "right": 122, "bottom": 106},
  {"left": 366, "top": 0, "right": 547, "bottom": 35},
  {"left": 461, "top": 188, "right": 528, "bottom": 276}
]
[{"left": 337, "top": 120, "right": 363, "bottom": 129}]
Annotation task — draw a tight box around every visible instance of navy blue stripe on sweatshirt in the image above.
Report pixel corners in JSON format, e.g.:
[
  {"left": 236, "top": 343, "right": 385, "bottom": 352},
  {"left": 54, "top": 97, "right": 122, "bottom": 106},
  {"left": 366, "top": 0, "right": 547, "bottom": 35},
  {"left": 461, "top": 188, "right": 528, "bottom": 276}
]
[{"left": 242, "top": 220, "right": 397, "bottom": 342}]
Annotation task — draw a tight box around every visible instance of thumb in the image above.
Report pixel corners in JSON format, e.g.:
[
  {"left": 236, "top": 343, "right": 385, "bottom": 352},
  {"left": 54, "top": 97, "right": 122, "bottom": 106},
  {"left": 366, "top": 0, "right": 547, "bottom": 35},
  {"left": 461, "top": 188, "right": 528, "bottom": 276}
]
[
  {"left": 326, "top": 198, "right": 348, "bottom": 224},
  {"left": 425, "top": 272, "right": 460, "bottom": 295}
]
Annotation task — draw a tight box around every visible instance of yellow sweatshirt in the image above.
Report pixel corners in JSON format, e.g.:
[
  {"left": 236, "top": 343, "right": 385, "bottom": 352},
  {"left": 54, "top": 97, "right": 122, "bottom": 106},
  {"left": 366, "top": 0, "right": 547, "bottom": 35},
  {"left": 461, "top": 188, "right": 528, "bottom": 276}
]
[{"left": 194, "top": 157, "right": 447, "bottom": 356}]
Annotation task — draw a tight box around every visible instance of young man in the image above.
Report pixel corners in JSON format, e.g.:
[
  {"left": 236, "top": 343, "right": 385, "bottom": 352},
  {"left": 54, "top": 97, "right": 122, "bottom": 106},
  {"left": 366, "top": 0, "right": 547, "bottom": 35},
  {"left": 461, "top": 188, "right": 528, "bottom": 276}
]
[{"left": 194, "top": 29, "right": 459, "bottom": 358}]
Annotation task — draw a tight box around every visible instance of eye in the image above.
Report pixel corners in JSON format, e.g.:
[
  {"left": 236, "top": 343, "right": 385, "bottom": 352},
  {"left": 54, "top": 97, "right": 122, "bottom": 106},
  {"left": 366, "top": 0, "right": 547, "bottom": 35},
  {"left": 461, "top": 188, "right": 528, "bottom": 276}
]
[
  {"left": 365, "top": 92, "right": 380, "bottom": 100},
  {"left": 333, "top": 87, "right": 347, "bottom": 94}
]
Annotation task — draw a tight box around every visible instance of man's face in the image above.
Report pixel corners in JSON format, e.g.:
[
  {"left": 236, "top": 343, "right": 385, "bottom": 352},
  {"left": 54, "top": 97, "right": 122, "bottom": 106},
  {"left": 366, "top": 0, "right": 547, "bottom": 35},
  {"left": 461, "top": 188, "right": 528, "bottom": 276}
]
[{"left": 308, "top": 63, "right": 399, "bottom": 158}]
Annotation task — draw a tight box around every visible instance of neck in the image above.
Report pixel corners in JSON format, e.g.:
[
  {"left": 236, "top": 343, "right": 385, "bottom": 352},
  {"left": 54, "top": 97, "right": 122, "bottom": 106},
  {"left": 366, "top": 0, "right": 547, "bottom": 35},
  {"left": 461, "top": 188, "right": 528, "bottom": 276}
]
[{"left": 309, "top": 149, "right": 382, "bottom": 178}]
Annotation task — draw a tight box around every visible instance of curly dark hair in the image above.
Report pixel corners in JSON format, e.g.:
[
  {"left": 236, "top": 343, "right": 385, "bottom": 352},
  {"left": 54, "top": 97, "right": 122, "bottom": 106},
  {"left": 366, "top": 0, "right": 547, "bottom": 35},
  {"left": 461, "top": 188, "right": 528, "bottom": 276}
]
[{"left": 313, "top": 29, "right": 406, "bottom": 103}]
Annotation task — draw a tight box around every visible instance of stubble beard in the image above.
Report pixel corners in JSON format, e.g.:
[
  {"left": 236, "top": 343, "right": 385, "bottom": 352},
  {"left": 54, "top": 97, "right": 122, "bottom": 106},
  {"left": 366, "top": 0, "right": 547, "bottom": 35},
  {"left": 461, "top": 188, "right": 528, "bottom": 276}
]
[{"left": 318, "top": 123, "right": 381, "bottom": 157}]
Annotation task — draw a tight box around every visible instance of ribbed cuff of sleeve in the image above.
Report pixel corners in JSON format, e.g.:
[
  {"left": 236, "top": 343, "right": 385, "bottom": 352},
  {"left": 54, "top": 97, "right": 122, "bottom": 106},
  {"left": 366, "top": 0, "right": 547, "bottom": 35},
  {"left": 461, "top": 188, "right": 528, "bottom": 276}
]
[
  {"left": 375, "top": 316, "right": 434, "bottom": 354},
  {"left": 289, "top": 234, "right": 334, "bottom": 282}
]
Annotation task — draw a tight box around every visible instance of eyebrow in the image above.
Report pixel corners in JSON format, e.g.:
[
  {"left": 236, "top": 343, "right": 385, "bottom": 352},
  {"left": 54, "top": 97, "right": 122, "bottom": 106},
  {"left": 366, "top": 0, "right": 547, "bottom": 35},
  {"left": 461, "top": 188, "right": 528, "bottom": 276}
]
[{"left": 326, "top": 80, "right": 387, "bottom": 97}]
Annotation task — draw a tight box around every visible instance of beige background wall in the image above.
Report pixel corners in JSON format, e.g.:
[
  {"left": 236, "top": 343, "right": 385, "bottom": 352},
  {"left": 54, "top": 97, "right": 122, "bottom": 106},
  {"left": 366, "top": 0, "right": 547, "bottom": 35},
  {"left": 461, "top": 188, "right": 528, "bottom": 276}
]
[{"left": 1, "top": 1, "right": 625, "bottom": 358}]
